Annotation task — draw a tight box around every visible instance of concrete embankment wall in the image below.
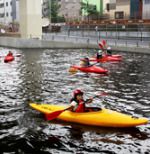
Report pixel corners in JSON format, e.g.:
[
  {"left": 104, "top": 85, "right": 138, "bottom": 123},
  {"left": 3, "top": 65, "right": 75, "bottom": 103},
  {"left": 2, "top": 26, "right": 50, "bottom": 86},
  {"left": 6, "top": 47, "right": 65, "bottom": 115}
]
[
  {"left": 0, "top": 37, "right": 92, "bottom": 49},
  {"left": 0, "top": 36, "right": 150, "bottom": 54}
]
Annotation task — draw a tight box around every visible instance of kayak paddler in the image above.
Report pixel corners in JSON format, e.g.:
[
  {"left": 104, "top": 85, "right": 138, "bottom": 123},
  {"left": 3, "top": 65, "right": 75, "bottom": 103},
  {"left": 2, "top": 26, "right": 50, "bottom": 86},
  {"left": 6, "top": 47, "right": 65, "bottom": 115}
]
[
  {"left": 106, "top": 46, "right": 112, "bottom": 56},
  {"left": 96, "top": 49, "right": 103, "bottom": 59},
  {"left": 67, "top": 89, "right": 93, "bottom": 112},
  {"left": 7, "top": 51, "right": 13, "bottom": 57},
  {"left": 80, "top": 57, "right": 91, "bottom": 67}
]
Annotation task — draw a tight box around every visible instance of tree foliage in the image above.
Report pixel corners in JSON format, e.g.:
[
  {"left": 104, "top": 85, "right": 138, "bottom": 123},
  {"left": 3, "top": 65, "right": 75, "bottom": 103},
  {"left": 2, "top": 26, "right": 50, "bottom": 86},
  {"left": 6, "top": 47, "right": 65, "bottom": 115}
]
[
  {"left": 50, "top": 0, "right": 65, "bottom": 23},
  {"left": 81, "top": 1, "right": 99, "bottom": 16}
]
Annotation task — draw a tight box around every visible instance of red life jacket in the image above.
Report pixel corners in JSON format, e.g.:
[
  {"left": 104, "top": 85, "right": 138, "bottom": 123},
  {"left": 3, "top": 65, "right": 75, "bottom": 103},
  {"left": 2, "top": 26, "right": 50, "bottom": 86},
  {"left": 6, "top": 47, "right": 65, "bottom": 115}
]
[
  {"left": 75, "top": 100, "right": 85, "bottom": 112},
  {"left": 7, "top": 53, "right": 13, "bottom": 57}
]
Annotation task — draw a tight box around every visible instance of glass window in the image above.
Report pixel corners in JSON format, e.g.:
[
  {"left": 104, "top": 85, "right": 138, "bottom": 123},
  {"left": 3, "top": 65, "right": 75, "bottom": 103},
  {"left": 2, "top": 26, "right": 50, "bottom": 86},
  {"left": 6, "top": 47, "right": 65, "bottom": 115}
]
[
  {"left": 0, "top": 3, "right": 4, "bottom": 8},
  {"left": 145, "top": 0, "right": 150, "bottom": 4},
  {"left": 115, "top": 11, "right": 124, "bottom": 19}
]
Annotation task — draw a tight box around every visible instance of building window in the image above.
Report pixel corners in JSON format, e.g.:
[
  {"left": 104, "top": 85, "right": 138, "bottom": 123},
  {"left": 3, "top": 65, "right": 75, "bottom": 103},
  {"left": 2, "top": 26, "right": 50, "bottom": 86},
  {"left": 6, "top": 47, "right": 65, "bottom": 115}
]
[
  {"left": 6, "top": 2, "right": 8, "bottom": 6},
  {"left": 0, "top": 13, "right": 4, "bottom": 18},
  {"left": 145, "top": 0, "right": 150, "bottom": 4},
  {"left": 115, "top": 11, "right": 124, "bottom": 19},
  {"left": 0, "top": 3, "right": 4, "bottom": 8},
  {"left": 109, "top": 3, "right": 116, "bottom": 10}
]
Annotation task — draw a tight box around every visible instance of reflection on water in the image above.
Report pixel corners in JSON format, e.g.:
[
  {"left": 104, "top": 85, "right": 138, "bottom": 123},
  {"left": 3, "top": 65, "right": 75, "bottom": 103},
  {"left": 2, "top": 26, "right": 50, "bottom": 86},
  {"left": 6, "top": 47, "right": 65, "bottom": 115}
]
[{"left": 0, "top": 47, "right": 150, "bottom": 153}]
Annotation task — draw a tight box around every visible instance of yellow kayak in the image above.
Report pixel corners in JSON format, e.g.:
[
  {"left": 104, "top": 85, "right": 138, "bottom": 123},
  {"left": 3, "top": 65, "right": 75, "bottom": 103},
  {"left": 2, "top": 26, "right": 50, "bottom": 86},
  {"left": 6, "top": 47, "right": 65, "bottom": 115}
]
[{"left": 29, "top": 103, "right": 149, "bottom": 128}]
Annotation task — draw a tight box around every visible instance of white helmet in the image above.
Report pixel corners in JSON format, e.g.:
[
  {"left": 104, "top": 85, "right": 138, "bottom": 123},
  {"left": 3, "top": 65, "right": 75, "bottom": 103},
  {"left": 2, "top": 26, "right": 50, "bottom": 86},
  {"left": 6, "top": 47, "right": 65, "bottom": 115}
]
[{"left": 107, "top": 47, "right": 111, "bottom": 50}]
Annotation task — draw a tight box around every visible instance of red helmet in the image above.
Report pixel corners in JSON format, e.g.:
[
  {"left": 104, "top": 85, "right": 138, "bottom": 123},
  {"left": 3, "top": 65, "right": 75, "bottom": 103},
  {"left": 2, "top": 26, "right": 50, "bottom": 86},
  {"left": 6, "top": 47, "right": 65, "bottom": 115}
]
[{"left": 73, "top": 89, "right": 83, "bottom": 97}]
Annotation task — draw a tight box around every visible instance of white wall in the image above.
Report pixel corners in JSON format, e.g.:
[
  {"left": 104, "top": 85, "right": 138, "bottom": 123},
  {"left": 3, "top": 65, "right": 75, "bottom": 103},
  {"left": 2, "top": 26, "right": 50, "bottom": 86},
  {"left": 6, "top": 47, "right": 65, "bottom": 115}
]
[
  {"left": 116, "top": 0, "right": 130, "bottom": 19},
  {"left": 103, "top": 0, "right": 110, "bottom": 14},
  {"left": 15, "top": 0, "right": 19, "bottom": 22},
  {"left": 143, "top": 0, "right": 150, "bottom": 19},
  {"left": 19, "top": 0, "right": 42, "bottom": 39}
]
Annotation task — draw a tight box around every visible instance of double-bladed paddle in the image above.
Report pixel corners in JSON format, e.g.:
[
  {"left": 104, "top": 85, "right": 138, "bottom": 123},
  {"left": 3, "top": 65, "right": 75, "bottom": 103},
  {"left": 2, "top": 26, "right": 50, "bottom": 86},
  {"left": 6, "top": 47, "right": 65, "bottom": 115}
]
[
  {"left": 98, "top": 42, "right": 104, "bottom": 50},
  {"left": 45, "top": 92, "right": 108, "bottom": 121}
]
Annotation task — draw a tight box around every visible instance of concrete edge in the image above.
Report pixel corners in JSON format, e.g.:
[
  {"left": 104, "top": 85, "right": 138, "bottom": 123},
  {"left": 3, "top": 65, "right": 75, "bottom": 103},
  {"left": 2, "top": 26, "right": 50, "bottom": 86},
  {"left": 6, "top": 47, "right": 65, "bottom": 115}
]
[{"left": 0, "top": 36, "right": 150, "bottom": 54}]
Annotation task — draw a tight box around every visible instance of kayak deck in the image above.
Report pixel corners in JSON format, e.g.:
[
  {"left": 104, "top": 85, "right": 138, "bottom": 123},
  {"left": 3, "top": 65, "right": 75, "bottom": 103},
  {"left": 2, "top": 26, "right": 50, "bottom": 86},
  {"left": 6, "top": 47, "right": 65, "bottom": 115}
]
[
  {"left": 89, "top": 55, "right": 122, "bottom": 63},
  {"left": 71, "top": 65, "right": 108, "bottom": 74},
  {"left": 30, "top": 103, "right": 149, "bottom": 128}
]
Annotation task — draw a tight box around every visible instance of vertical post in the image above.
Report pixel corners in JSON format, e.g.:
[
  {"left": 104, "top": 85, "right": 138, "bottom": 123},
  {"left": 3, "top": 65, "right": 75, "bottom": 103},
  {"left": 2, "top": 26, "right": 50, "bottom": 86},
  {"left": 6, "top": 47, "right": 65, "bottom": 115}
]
[
  {"left": 19, "top": 0, "right": 42, "bottom": 39},
  {"left": 49, "top": 0, "right": 51, "bottom": 24},
  {"left": 3, "top": 0, "right": 6, "bottom": 24},
  {"left": 116, "top": 23, "right": 117, "bottom": 39},
  {"left": 140, "top": 23, "right": 143, "bottom": 41},
  {"left": 106, "top": 24, "right": 107, "bottom": 39}
]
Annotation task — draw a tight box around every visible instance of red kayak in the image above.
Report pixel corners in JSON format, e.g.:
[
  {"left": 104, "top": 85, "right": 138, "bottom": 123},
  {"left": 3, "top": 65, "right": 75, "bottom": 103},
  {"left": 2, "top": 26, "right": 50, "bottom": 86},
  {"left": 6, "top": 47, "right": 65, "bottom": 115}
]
[
  {"left": 90, "top": 55, "right": 122, "bottom": 63},
  {"left": 4, "top": 55, "right": 15, "bottom": 63},
  {"left": 110, "top": 54, "right": 122, "bottom": 58},
  {"left": 71, "top": 65, "right": 108, "bottom": 74}
]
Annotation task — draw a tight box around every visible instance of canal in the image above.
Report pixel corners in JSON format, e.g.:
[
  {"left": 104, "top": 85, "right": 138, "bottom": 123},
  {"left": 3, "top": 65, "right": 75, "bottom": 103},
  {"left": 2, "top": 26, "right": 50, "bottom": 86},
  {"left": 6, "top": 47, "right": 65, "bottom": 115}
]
[{"left": 0, "top": 47, "right": 150, "bottom": 153}]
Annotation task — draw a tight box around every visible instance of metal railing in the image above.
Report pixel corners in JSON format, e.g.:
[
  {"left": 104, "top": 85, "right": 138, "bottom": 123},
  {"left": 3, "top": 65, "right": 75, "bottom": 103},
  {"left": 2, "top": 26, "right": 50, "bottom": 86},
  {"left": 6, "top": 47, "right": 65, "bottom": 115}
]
[{"left": 42, "top": 25, "right": 150, "bottom": 49}]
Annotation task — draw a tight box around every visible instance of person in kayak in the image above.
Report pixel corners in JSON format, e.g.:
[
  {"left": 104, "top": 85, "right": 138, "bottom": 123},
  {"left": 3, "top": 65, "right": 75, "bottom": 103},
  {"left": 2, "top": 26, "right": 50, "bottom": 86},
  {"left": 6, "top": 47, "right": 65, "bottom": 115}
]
[
  {"left": 7, "top": 51, "right": 13, "bottom": 56},
  {"left": 80, "top": 57, "right": 91, "bottom": 67},
  {"left": 106, "top": 47, "right": 112, "bottom": 56},
  {"left": 68, "top": 89, "right": 93, "bottom": 112},
  {"left": 96, "top": 50, "right": 103, "bottom": 59}
]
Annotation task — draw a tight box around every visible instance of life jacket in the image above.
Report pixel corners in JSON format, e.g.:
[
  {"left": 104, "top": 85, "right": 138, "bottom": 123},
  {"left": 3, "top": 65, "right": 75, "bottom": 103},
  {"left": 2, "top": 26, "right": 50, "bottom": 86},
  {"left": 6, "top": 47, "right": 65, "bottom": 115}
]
[
  {"left": 70, "top": 98, "right": 85, "bottom": 112},
  {"left": 75, "top": 100, "right": 85, "bottom": 112},
  {"left": 7, "top": 53, "right": 13, "bottom": 57}
]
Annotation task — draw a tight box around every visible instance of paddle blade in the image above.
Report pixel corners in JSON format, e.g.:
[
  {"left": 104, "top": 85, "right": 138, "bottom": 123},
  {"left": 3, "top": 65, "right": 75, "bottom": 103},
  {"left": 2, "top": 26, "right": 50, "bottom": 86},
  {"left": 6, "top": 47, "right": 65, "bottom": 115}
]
[
  {"left": 102, "top": 40, "right": 107, "bottom": 47},
  {"left": 45, "top": 110, "right": 64, "bottom": 121},
  {"left": 98, "top": 42, "right": 104, "bottom": 50},
  {"left": 69, "top": 66, "right": 78, "bottom": 73},
  {"left": 16, "top": 54, "right": 21, "bottom": 57},
  {"left": 93, "top": 92, "right": 108, "bottom": 98}
]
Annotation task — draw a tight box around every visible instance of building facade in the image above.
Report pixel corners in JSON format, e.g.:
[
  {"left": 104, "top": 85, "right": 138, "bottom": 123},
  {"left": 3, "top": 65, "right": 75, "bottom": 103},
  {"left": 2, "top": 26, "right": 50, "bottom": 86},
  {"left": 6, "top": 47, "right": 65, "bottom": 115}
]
[
  {"left": 82, "top": 0, "right": 103, "bottom": 16},
  {"left": 107, "top": 0, "right": 116, "bottom": 19},
  {"left": 59, "top": 0, "right": 81, "bottom": 21},
  {"left": 0, "top": 0, "right": 19, "bottom": 24},
  {"left": 143, "top": 0, "right": 150, "bottom": 19},
  {"left": 42, "top": 0, "right": 50, "bottom": 18},
  {"left": 107, "top": 0, "right": 143, "bottom": 20},
  {"left": 115, "top": 0, "right": 130, "bottom": 19},
  {"left": 83, "top": 0, "right": 103, "bottom": 14},
  {"left": 130, "top": 0, "right": 142, "bottom": 19}
]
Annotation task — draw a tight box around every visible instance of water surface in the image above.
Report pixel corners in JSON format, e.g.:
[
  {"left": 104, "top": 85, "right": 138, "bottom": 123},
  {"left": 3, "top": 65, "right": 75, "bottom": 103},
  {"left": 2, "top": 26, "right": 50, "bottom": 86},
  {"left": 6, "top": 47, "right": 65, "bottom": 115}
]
[{"left": 0, "top": 47, "right": 150, "bottom": 154}]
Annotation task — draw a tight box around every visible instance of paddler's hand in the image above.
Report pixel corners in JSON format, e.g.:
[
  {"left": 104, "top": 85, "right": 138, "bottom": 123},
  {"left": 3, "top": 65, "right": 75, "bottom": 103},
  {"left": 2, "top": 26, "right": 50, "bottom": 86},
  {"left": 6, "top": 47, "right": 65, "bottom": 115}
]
[{"left": 85, "top": 98, "right": 93, "bottom": 103}]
